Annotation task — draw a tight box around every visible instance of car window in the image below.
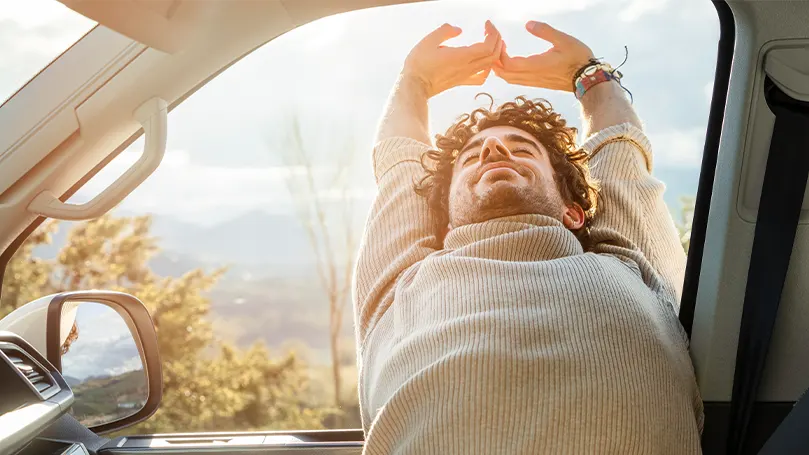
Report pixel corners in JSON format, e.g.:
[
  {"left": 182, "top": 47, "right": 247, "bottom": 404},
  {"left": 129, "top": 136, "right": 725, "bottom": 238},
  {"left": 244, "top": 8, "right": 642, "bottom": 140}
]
[
  {"left": 0, "top": 0, "right": 96, "bottom": 104},
  {"left": 1, "top": 0, "right": 718, "bottom": 432}
]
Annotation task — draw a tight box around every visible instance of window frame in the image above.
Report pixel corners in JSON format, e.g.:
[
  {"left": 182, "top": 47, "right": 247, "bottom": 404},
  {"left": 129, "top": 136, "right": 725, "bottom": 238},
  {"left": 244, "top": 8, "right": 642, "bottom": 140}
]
[{"left": 0, "top": 1, "right": 735, "bottom": 441}]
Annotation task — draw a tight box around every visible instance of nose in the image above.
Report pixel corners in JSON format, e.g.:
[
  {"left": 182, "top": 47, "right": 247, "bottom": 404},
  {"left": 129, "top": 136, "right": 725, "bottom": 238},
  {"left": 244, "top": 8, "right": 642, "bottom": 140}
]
[{"left": 480, "top": 136, "right": 512, "bottom": 163}]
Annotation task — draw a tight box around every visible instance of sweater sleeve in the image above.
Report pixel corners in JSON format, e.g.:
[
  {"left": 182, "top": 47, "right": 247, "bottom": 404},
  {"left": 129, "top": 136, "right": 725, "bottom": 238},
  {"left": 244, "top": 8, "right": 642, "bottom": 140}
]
[
  {"left": 581, "top": 123, "right": 687, "bottom": 308},
  {"left": 353, "top": 137, "right": 442, "bottom": 343}
]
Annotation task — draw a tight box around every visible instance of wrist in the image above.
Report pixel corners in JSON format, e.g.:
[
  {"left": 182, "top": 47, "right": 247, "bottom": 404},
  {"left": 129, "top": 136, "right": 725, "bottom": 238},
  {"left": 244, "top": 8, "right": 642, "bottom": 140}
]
[
  {"left": 578, "top": 79, "right": 620, "bottom": 104},
  {"left": 568, "top": 56, "right": 598, "bottom": 86},
  {"left": 399, "top": 69, "right": 433, "bottom": 99},
  {"left": 573, "top": 63, "right": 623, "bottom": 100}
]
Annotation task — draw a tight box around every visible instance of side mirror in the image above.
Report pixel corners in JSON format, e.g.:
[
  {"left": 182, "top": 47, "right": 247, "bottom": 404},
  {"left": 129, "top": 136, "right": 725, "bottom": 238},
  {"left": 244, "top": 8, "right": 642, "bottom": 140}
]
[{"left": 46, "top": 291, "right": 162, "bottom": 434}]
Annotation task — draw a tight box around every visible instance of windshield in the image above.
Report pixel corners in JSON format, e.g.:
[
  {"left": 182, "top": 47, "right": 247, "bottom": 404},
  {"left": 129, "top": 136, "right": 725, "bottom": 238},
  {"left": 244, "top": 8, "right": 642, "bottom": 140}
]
[
  {"left": 0, "top": 0, "right": 96, "bottom": 104},
  {"left": 4, "top": 0, "right": 718, "bottom": 434}
]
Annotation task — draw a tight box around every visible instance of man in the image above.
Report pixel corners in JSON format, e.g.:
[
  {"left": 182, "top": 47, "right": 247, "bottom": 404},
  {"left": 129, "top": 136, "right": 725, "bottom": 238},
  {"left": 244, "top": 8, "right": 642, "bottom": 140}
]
[{"left": 353, "top": 20, "right": 703, "bottom": 454}]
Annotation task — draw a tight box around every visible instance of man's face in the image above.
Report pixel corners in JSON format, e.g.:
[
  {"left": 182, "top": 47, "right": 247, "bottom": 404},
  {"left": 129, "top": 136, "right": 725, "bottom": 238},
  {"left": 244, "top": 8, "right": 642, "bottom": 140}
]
[{"left": 448, "top": 125, "right": 583, "bottom": 230}]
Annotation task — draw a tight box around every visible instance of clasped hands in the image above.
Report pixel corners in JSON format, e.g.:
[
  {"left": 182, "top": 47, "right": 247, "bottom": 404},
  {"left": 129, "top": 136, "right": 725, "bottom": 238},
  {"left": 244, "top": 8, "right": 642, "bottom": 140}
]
[{"left": 404, "top": 20, "right": 595, "bottom": 98}]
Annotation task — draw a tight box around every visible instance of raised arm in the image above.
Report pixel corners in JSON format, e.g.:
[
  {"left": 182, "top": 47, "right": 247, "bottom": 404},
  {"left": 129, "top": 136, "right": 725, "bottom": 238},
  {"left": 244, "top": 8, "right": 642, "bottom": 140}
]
[
  {"left": 578, "top": 75, "right": 641, "bottom": 138},
  {"left": 354, "top": 22, "right": 502, "bottom": 342},
  {"left": 579, "top": 80, "right": 686, "bottom": 305},
  {"left": 493, "top": 21, "right": 685, "bottom": 304}
]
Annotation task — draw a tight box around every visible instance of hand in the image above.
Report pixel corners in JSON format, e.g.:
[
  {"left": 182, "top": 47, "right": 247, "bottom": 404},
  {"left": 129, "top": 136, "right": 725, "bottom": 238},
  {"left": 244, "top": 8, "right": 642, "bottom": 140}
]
[
  {"left": 403, "top": 21, "right": 503, "bottom": 98},
  {"left": 493, "top": 21, "right": 594, "bottom": 92}
]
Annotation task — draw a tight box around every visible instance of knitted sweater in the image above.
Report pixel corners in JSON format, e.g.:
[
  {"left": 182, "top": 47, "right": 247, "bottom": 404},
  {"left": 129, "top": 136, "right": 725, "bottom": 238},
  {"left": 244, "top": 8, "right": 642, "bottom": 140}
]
[{"left": 353, "top": 122, "right": 704, "bottom": 454}]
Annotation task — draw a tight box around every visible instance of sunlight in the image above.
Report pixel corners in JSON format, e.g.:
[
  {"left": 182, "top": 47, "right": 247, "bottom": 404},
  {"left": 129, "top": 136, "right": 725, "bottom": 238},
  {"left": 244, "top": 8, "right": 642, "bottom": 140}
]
[
  {"left": 0, "top": 0, "right": 95, "bottom": 103},
  {"left": 0, "top": 0, "right": 83, "bottom": 28},
  {"left": 287, "top": 11, "right": 351, "bottom": 51}
]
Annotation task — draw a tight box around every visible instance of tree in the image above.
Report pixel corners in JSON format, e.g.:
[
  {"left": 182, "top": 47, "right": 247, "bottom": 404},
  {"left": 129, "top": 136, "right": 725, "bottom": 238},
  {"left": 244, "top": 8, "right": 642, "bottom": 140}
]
[
  {"left": 0, "top": 221, "right": 57, "bottom": 317},
  {"left": 675, "top": 196, "right": 696, "bottom": 254},
  {"left": 0, "top": 214, "right": 333, "bottom": 432},
  {"left": 281, "top": 117, "right": 361, "bottom": 426}
]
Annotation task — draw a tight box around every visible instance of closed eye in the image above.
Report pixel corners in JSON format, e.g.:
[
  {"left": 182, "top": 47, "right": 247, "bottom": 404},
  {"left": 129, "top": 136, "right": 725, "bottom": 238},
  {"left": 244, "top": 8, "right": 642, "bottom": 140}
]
[
  {"left": 513, "top": 148, "right": 534, "bottom": 157},
  {"left": 462, "top": 153, "right": 479, "bottom": 165}
]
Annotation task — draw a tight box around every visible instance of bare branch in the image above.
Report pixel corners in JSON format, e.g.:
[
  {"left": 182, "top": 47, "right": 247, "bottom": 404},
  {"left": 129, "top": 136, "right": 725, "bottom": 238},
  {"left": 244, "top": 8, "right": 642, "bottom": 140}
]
[{"left": 278, "top": 113, "right": 362, "bottom": 418}]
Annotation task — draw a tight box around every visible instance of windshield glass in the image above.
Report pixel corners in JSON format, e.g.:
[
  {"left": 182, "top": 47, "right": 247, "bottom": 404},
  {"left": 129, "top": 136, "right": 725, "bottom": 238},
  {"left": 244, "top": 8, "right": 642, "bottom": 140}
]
[
  {"left": 0, "top": 0, "right": 96, "bottom": 104},
  {"left": 5, "top": 0, "right": 718, "bottom": 433}
]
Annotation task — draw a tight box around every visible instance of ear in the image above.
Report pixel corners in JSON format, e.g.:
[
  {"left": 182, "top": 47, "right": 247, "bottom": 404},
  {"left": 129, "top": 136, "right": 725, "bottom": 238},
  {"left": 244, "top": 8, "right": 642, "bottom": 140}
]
[{"left": 562, "top": 204, "right": 585, "bottom": 230}]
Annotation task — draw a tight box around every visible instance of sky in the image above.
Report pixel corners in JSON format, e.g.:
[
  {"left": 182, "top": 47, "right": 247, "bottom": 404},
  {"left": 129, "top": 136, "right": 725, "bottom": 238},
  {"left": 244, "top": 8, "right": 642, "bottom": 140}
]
[
  {"left": 61, "top": 302, "right": 143, "bottom": 380},
  {"left": 0, "top": 1, "right": 95, "bottom": 103},
  {"left": 0, "top": 0, "right": 720, "bottom": 226}
]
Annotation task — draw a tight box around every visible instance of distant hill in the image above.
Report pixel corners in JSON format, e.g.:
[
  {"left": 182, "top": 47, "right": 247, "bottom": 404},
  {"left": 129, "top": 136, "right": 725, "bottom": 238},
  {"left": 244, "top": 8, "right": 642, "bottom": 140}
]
[
  {"left": 34, "top": 210, "right": 319, "bottom": 270},
  {"left": 33, "top": 210, "right": 355, "bottom": 362},
  {"left": 148, "top": 210, "right": 318, "bottom": 269},
  {"left": 71, "top": 369, "right": 147, "bottom": 426}
]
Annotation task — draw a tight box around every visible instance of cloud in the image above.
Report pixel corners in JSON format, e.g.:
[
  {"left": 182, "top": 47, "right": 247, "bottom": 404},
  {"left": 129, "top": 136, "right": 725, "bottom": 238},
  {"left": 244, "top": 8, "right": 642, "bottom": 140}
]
[
  {"left": 72, "top": 148, "right": 298, "bottom": 222},
  {"left": 442, "top": 0, "right": 672, "bottom": 24},
  {"left": 0, "top": 1, "right": 79, "bottom": 28},
  {"left": 648, "top": 128, "right": 706, "bottom": 168},
  {"left": 704, "top": 81, "right": 714, "bottom": 104},
  {"left": 0, "top": 0, "right": 94, "bottom": 103},
  {"left": 286, "top": 11, "right": 350, "bottom": 51},
  {"left": 71, "top": 144, "right": 375, "bottom": 225},
  {"left": 0, "top": 0, "right": 94, "bottom": 53},
  {"left": 620, "top": 0, "right": 670, "bottom": 22},
  {"left": 474, "top": 0, "right": 609, "bottom": 23},
  {"left": 61, "top": 303, "right": 143, "bottom": 380}
]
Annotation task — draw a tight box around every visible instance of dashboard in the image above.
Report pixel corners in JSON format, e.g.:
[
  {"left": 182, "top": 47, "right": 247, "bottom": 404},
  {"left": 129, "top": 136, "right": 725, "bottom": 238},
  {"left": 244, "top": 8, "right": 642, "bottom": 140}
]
[{"left": 0, "top": 331, "right": 80, "bottom": 455}]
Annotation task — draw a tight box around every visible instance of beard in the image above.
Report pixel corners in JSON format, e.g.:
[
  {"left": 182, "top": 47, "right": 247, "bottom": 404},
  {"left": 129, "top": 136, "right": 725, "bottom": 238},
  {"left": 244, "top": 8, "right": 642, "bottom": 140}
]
[{"left": 449, "top": 179, "right": 566, "bottom": 227}]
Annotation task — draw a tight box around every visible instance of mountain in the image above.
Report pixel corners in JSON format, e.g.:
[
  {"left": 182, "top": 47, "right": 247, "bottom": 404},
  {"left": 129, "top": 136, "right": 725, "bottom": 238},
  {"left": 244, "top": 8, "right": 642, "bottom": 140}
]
[
  {"left": 149, "top": 210, "right": 317, "bottom": 269},
  {"left": 63, "top": 375, "right": 82, "bottom": 387},
  {"left": 31, "top": 209, "right": 353, "bottom": 360},
  {"left": 62, "top": 325, "right": 143, "bottom": 381},
  {"left": 70, "top": 369, "right": 148, "bottom": 425},
  {"left": 33, "top": 210, "right": 323, "bottom": 276}
]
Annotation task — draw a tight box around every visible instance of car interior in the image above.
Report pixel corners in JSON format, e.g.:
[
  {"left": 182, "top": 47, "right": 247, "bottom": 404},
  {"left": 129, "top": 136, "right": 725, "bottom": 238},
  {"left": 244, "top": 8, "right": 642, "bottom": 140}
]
[{"left": 1, "top": 0, "right": 809, "bottom": 453}]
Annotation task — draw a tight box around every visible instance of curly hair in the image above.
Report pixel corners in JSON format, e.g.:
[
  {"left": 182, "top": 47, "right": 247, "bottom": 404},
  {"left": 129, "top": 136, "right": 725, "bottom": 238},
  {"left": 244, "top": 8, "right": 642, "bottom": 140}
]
[{"left": 415, "top": 95, "right": 600, "bottom": 249}]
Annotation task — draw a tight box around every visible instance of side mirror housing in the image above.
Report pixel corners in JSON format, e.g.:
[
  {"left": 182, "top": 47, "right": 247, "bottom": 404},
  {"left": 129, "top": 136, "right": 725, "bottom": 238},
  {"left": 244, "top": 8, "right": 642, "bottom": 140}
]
[{"left": 45, "top": 290, "right": 162, "bottom": 434}]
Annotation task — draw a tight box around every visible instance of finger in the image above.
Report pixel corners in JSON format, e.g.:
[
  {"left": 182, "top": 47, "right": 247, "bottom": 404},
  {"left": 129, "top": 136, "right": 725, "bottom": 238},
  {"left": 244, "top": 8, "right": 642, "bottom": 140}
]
[
  {"left": 498, "top": 42, "right": 521, "bottom": 70},
  {"left": 422, "top": 23, "right": 463, "bottom": 47},
  {"left": 466, "top": 53, "right": 498, "bottom": 77},
  {"left": 485, "top": 19, "right": 501, "bottom": 42},
  {"left": 459, "top": 68, "right": 491, "bottom": 87},
  {"left": 469, "top": 37, "right": 503, "bottom": 66},
  {"left": 461, "top": 38, "right": 502, "bottom": 76},
  {"left": 525, "top": 21, "right": 574, "bottom": 46},
  {"left": 447, "top": 40, "right": 499, "bottom": 62},
  {"left": 460, "top": 19, "right": 501, "bottom": 58},
  {"left": 492, "top": 38, "right": 504, "bottom": 63},
  {"left": 494, "top": 41, "right": 507, "bottom": 68}
]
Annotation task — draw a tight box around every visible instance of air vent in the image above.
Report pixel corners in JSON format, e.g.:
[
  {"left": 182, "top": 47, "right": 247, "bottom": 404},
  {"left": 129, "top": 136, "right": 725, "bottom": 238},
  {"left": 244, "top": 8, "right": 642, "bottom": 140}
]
[{"left": 0, "top": 345, "right": 59, "bottom": 398}]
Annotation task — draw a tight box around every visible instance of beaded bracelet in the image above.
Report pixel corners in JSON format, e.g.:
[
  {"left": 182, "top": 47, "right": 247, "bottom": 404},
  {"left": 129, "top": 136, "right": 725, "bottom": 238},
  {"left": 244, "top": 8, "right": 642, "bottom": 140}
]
[{"left": 573, "top": 61, "right": 623, "bottom": 99}]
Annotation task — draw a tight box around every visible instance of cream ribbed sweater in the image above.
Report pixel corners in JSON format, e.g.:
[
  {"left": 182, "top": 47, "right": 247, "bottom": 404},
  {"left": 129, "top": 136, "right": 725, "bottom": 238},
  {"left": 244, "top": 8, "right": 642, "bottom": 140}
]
[{"left": 353, "top": 123, "right": 704, "bottom": 454}]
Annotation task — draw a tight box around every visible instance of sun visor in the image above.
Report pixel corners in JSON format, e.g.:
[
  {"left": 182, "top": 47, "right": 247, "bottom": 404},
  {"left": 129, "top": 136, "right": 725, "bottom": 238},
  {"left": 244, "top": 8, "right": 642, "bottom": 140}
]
[{"left": 57, "top": 0, "right": 217, "bottom": 53}]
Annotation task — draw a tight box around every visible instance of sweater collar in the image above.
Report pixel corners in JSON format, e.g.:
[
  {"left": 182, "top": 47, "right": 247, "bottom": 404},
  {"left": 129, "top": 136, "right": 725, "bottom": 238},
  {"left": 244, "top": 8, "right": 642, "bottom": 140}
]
[{"left": 443, "top": 214, "right": 584, "bottom": 261}]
